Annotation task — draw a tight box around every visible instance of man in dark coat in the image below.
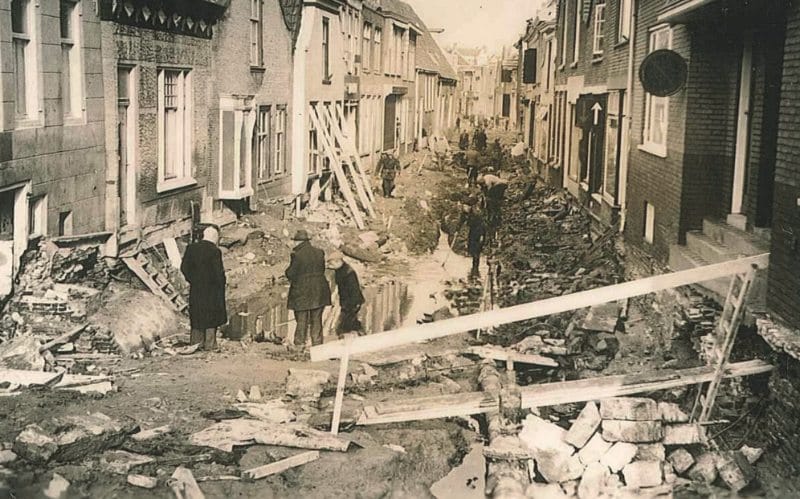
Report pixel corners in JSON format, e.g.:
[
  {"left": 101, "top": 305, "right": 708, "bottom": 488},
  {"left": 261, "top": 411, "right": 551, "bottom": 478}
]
[
  {"left": 180, "top": 225, "right": 227, "bottom": 351},
  {"left": 474, "top": 127, "right": 487, "bottom": 152},
  {"left": 458, "top": 131, "right": 470, "bottom": 151},
  {"left": 466, "top": 149, "right": 481, "bottom": 186},
  {"left": 378, "top": 152, "right": 400, "bottom": 197},
  {"left": 328, "top": 251, "right": 365, "bottom": 336},
  {"left": 285, "top": 229, "right": 331, "bottom": 347},
  {"left": 465, "top": 206, "right": 487, "bottom": 278},
  {"left": 478, "top": 174, "right": 509, "bottom": 245}
]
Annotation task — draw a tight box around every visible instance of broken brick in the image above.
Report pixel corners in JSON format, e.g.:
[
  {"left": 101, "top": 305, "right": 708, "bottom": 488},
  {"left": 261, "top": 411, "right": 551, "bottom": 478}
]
[
  {"left": 565, "top": 402, "right": 601, "bottom": 448},
  {"left": 622, "top": 460, "right": 663, "bottom": 489},
  {"left": 578, "top": 461, "right": 610, "bottom": 499},
  {"left": 662, "top": 424, "right": 706, "bottom": 445},
  {"left": 578, "top": 432, "right": 613, "bottom": 465},
  {"left": 668, "top": 448, "right": 695, "bottom": 474},
  {"left": 658, "top": 402, "right": 690, "bottom": 423},
  {"left": 601, "top": 442, "right": 638, "bottom": 473},
  {"left": 599, "top": 397, "right": 659, "bottom": 421},
  {"left": 635, "top": 443, "right": 666, "bottom": 462},
  {"left": 716, "top": 451, "right": 756, "bottom": 492},
  {"left": 602, "top": 420, "right": 663, "bottom": 443},
  {"left": 688, "top": 452, "right": 718, "bottom": 484}
]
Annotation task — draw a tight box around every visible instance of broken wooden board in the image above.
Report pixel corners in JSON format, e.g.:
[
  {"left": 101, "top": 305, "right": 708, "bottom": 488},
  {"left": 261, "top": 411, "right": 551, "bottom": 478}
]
[
  {"left": 189, "top": 420, "right": 351, "bottom": 453},
  {"left": 241, "top": 451, "right": 320, "bottom": 480},
  {"left": 356, "top": 360, "right": 772, "bottom": 426},
  {"left": 580, "top": 302, "right": 621, "bottom": 333},
  {"left": 169, "top": 466, "right": 205, "bottom": 499},
  {"left": 0, "top": 369, "right": 114, "bottom": 395},
  {"left": 312, "top": 254, "right": 769, "bottom": 361},
  {"left": 39, "top": 324, "right": 88, "bottom": 353},
  {"left": 163, "top": 237, "right": 183, "bottom": 269},
  {"left": 466, "top": 345, "right": 558, "bottom": 368}
]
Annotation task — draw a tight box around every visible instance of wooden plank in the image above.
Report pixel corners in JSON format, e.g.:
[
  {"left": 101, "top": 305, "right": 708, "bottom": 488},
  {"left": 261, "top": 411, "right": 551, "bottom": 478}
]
[
  {"left": 467, "top": 346, "right": 558, "bottom": 368},
  {"left": 320, "top": 105, "right": 375, "bottom": 217},
  {"left": 330, "top": 341, "right": 351, "bottom": 436},
  {"left": 163, "top": 237, "right": 183, "bottom": 269},
  {"left": 123, "top": 256, "right": 183, "bottom": 312},
  {"left": 309, "top": 105, "right": 365, "bottom": 229},
  {"left": 38, "top": 324, "right": 88, "bottom": 353},
  {"left": 0, "top": 368, "right": 114, "bottom": 395},
  {"left": 335, "top": 104, "right": 376, "bottom": 202},
  {"left": 312, "top": 254, "right": 769, "bottom": 361},
  {"left": 355, "top": 360, "right": 773, "bottom": 425},
  {"left": 241, "top": 451, "right": 320, "bottom": 480},
  {"left": 374, "top": 392, "right": 492, "bottom": 415},
  {"left": 169, "top": 466, "right": 204, "bottom": 499}
]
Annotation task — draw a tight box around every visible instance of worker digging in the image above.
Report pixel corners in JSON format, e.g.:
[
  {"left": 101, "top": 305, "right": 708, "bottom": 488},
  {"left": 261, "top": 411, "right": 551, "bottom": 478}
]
[{"left": 0, "top": 1, "right": 796, "bottom": 498}]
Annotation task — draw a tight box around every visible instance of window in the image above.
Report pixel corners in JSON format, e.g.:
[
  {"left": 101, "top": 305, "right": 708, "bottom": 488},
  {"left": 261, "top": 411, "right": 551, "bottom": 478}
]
[
  {"left": 28, "top": 196, "right": 47, "bottom": 237},
  {"left": 255, "top": 106, "right": 271, "bottom": 180},
  {"left": 362, "top": 24, "right": 372, "bottom": 72},
  {"left": 322, "top": 17, "right": 330, "bottom": 82},
  {"left": 593, "top": 1, "right": 606, "bottom": 56},
  {"left": 642, "top": 25, "right": 672, "bottom": 157},
  {"left": 219, "top": 96, "right": 255, "bottom": 198},
  {"left": 373, "top": 27, "right": 382, "bottom": 73},
  {"left": 560, "top": 0, "right": 569, "bottom": 66},
  {"left": 12, "top": 0, "right": 38, "bottom": 121},
  {"left": 408, "top": 34, "right": 417, "bottom": 81},
  {"left": 60, "top": 1, "right": 84, "bottom": 120},
  {"left": 58, "top": 211, "right": 73, "bottom": 237},
  {"left": 308, "top": 103, "right": 320, "bottom": 175},
  {"left": 619, "top": 0, "right": 632, "bottom": 42},
  {"left": 573, "top": 0, "right": 581, "bottom": 64},
  {"left": 274, "top": 106, "right": 286, "bottom": 175},
  {"left": 157, "top": 69, "right": 194, "bottom": 191},
  {"left": 250, "top": 0, "right": 263, "bottom": 66},
  {"left": 644, "top": 202, "right": 655, "bottom": 244}
]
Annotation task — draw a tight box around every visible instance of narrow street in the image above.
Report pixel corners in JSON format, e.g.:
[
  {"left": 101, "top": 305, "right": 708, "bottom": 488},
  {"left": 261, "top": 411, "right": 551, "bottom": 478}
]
[{"left": 2, "top": 0, "right": 800, "bottom": 498}]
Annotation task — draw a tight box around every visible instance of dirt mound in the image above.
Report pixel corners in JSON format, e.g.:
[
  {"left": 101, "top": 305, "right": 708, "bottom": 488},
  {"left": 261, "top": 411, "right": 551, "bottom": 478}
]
[{"left": 90, "top": 286, "right": 185, "bottom": 354}]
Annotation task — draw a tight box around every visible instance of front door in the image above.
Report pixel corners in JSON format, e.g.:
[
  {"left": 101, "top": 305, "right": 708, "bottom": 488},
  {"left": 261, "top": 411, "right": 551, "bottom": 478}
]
[
  {"left": 384, "top": 95, "right": 397, "bottom": 151},
  {"left": 0, "top": 192, "right": 14, "bottom": 296},
  {"left": 117, "top": 66, "right": 136, "bottom": 227},
  {"left": 731, "top": 33, "right": 754, "bottom": 217}
]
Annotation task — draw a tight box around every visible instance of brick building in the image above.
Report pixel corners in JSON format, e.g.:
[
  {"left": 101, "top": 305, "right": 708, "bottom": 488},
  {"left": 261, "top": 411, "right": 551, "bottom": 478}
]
[
  {"left": 98, "top": 0, "right": 229, "bottom": 250},
  {"left": 413, "top": 12, "right": 457, "bottom": 143},
  {"left": 0, "top": 0, "right": 107, "bottom": 295},
  {"left": 552, "top": 0, "right": 633, "bottom": 227},
  {"left": 209, "top": 0, "right": 295, "bottom": 210}
]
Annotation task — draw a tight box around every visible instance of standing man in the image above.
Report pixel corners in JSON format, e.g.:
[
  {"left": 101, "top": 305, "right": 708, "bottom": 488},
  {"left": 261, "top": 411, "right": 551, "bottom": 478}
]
[
  {"left": 474, "top": 127, "right": 487, "bottom": 152},
  {"left": 181, "top": 225, "right": 227, "bottom": 351},
  {"left": 378, "top": 152, "right": 400, "bottom": 197},
  {"left": 466, "top": 149, "right": 481, "bottom": 186},
  {"left": 327, "top": 251, "right": 365, "bottom": 336},
  {"left": 459, "top": 131, "right": 470, "bottom": 151},
  {"left": 286, "top": 229, "right": 331, "bottom": 348},
  {"left": 464, "top": 205, "right": 486, "bottom": 278},
  {"left": 478, "top": 174, "right": 509, "bottom": 245}
]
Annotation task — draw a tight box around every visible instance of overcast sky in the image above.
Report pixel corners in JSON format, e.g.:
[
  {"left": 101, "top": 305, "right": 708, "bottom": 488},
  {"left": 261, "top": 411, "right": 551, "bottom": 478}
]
[{"left": 405, "top": 0, "right": 544, "bottom": 51}]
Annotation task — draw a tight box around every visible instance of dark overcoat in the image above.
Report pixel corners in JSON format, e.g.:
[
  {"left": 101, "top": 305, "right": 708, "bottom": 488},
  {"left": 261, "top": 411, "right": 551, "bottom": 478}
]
[
  {"left": 285, "top": 241, "right": 332, "bottom": 311},
  {"left": 180, "top": 240, "right": 228, "bottom": 329},
  {"left": 335, "top": 263, "right": 365, "bottom": 310},
  {"left": 467, "top": 215, "right": 487, "bottom": 257}
]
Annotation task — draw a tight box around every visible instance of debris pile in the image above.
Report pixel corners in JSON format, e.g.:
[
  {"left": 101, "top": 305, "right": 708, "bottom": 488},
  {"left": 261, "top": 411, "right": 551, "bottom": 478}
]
[{"left": 488, "top": 397, "right": 764, "bottom": 497}]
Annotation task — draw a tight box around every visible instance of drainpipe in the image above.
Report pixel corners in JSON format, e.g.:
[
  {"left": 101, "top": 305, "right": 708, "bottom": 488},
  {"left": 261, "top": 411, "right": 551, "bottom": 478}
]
[
  {"left": 290, "top": 8, "right": 317, "bottom": 199},
  {"left": 618, "top": 0, "right": 637, "bottom": 233}
]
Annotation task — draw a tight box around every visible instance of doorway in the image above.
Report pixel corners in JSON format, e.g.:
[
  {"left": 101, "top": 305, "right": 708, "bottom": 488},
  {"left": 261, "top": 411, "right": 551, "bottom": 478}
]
[
  {"left": 0, "top": 183, "right": 31, "bottom": 297},
  {"left": 384, "top": 95, "right": 397, "bottom": 151},
  {"left": 117, "top": 66, "right": 136, "bottom": 228}
]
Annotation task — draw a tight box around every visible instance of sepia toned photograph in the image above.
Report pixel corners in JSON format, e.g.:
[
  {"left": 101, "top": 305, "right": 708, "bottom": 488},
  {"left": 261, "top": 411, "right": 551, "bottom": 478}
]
[{"left": 0, "top": 0, "right": 795, "bottom": 497}]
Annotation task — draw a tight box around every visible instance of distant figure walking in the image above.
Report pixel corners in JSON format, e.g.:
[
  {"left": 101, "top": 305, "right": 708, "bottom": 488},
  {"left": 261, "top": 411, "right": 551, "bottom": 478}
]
[
  {"left": 478, "top": 174, "right": 509, "bottom": 244},
  {"left": 466, "top": 149, "right": 481, "bottom": 186},
  {"left": 328, "top": 251, "right": 365, "bottom": 336},
  {"left": 465, "top": 205, "right": 486, "bottom": 278},
  {"left": 181, "top": 225, "right": 227, "bottom": 351},
  {"left": 459, "top": 131, "right": 470, "bottom": 151},
  {"left": 474, "top": 127, "right": 487, "bottom": 152},
  {"left": 378, "top": 152, "right": 400, "bottom": 197},
  {"left": 285, "top": 229, "right": 331, "bottom": 348}
]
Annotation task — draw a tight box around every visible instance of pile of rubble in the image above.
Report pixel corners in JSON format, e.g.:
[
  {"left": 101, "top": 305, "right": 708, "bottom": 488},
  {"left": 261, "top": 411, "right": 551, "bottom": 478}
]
[{"left": 501, "top": 396, "right": 763, "bottom": 498}]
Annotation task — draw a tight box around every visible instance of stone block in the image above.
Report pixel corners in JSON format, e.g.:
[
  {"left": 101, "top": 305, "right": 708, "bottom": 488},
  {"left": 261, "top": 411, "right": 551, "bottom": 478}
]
[
  {"left": 687, "top": 452, "right": 717, "bottom": 484},
  {"left": 285, "top": 369, "right": 331, "bottom": 400},
  {"left": 601, "top": 442, "right": 638, "bottom": 473},
  {"left": 600, "top": 397, "right": 659, "bottom": 421},
  {"left": 739, "top": 445, "right": 763, "bottom": 464},
  {"left": 622, "top": 461, "right": 663, "bottom": 489},
  {"left": 635, "top": 443, "right": 666, "bottom": 462},
  {"left": 524, "top": 482, "right": 568, "bottom": 499},
  {"left": 662, "top": 424, "right": 705, "bottom": 445},
  {"left": 0, "top": 450, "right": 16, "bottom": 464},
  {"left": 715, "top": 451, "right": 756, "bottom": 492},
  {"left": 13, "top": 425, "right": 58, "bottom": 464},
  {"left": 578, "top": 432, "right": 613, "bottom": 465},
  {"left": 578, "top": 462, "right": 610, "bottom": 499},
  {"left": 565, "top": 402, "right": 601, "bottom": 448},
  {"left": 667, "top": 448, "right": 695, "bottom": 474},
  {"left": 602, "top": 420, "right": 663, "bottom": 443},
  {"left": 537, "top": 452, "right": 585, "bottom": 484},
  {"left": 658, "top": 402, "right": 689, "bottom": 423}
]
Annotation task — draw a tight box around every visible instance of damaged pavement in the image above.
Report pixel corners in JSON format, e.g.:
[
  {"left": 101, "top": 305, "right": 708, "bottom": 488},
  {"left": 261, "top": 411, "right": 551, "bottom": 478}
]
[{"left": 0, "top": 131, "right": 789, "bottom": 498}]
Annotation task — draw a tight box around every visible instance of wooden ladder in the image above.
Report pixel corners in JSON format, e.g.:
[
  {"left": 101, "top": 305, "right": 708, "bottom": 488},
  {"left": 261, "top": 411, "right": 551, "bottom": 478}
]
[
  {"left": 693, "top": 264, "right": 759, "bottom": 423},
  {"left": 123, "top": 252, "right": 188, "bottom": 314}
]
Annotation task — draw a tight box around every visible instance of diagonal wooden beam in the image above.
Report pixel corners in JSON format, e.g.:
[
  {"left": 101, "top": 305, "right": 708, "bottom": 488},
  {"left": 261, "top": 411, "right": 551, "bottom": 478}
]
[{"left": 311, "top": 254, "right": 769, "bottom": 362}]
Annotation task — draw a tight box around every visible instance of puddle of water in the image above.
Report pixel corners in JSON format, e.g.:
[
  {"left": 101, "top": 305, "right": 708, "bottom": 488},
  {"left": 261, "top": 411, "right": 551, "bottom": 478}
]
[
  {"left": 430, "top": 443, "right": 486, "bottom": 499},
  {"left": 231, "top": 232, "right": 479, "bottom": 342}
]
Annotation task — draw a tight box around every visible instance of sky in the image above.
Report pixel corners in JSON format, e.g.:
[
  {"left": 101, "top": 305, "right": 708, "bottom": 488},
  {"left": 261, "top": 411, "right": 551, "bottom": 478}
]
[{"left": 404, "top": 0, "right": 544, "bottom": 51}]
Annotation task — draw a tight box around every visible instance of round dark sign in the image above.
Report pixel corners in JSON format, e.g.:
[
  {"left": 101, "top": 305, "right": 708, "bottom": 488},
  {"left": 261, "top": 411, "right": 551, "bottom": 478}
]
[{"left": 639, "top": 49, "right": 687, "bottom": 97}]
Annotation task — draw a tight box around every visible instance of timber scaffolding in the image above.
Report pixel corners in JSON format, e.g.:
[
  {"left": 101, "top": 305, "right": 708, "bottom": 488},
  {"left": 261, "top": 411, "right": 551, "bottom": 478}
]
[{"left": 311, "top": 253, "right": 774, "bottom": 436}]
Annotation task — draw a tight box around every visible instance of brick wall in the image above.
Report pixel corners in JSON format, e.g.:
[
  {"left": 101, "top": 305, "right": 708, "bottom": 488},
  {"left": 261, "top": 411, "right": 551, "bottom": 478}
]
[
  {"left": 769, "top": 0, "right": 800, "bottom": 327},
  {"left": 0, "top": 0, "right": 106, "bottom": 236},
  {"left": 211, "top": 0, "right": 294, "bottom": 199},
  {"left": 624, "top": 0, "right": 689, "bottom": 260},
  {"left": 101, "top": 21, "right": 214, "bottom": 229}
]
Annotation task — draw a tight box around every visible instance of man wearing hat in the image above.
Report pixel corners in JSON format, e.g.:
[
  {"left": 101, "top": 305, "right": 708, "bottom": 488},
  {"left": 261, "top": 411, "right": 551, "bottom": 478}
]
[
  {"left": 327, "top": 251, "right": 365, "bottom": 336},
  {"left": 285, "top": 229, "right": 331, "bottom": 347},
  {"left": 181, "top": 225, "right": 227, "bottom": 351}
]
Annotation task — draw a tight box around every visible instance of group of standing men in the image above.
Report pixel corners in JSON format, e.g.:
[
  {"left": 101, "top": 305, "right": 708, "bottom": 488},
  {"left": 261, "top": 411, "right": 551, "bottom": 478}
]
[{"left": 180, "top": 226, "right": 365, "bottom": 352}]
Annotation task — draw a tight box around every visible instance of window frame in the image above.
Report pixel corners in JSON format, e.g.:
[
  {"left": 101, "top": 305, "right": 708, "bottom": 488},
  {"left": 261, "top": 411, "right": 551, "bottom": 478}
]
[
  {"left": 640, "top": 25, "right": 672, "bottom": 158},
  {"left": 362, "top": 23, "right": 372, "bottom": 73},
  {"left": 11, "top": 0, "right": 42, "bottom": 126},
  {"left": 218, "top": 95, "right": 255, "bottom": 199},
  {"left": 157, "top": 67, "right": 195, "bottom": 193},
  {"left": 373, "top": 27, "right": 382, "bottom": 73},
  {"left": 618, "top": 0, "right": 632, "bottom": 43},
  {"left": 322, "top": 17, "right": 331, "bottom": 83},
  {"left": 255, "top": 105, "right": 272, "bottom": 181},
  {"left": 28, "top": 195, "right": 47, "bottom": 238},
  {"left": 60, "top": 0, "right": 85, "bottom": 123},
  {"left": 249, "top": 0, "right": 263, "bottom": 68},
  {"left": 572, "top": 0, "right": 582, "bottom": 65},
  {"left": 274, "top": 105, "right": 287, "bottom": 176},
  {"left": 592, "top": 1, "right": 606, "bottom": 56}
]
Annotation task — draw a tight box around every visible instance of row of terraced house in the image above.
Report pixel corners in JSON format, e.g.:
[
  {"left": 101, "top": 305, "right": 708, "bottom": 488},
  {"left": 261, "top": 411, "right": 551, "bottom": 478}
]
[
  {"left": 511, "top": 0, "right": 800, "bottom": 336},
  {"left": 0, "top": 0, "right": 456, "bottom": 297}
]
